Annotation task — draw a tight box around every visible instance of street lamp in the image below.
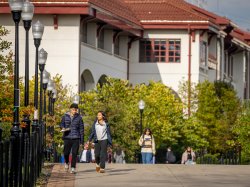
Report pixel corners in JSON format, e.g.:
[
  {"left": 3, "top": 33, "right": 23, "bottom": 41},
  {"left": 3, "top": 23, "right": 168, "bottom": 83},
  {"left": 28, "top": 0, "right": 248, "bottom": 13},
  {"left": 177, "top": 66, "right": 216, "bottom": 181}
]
[
  {"left": 32, "top": 20, "right": 44, "bottom": 110},
  {"left": 47, "top": 79, "right": 55, "bottom": 116},
  {"left": 8, "top": 0, "right": 24, "bottom": 135},
  {"left": 138, "top": 100, "right": 145, "bottom": 135},
  {"left": 42, "top": 70, "right": 50, "bottom": 115},
  {"left": 22, "top": 0, "right": 34, "bottom": 106},
  {"left": 52, "top": 89, "right": 57, "bottom": 116},
  {"left": 8, "top": 0, "right": 24, "bottom": 185},
  {"left": 73, "top": 95, "right": 80, "bottom": 104},
  {"left": 38, "top": 48, "right": 48, "bottom": 123}
]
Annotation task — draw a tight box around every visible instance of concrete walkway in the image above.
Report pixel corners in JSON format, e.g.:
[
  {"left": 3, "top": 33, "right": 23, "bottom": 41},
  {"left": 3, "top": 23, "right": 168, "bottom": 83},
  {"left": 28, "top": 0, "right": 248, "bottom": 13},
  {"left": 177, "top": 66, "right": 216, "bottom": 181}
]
[{"left": 47, "top": 163, "right": 250, "bottom": 187}]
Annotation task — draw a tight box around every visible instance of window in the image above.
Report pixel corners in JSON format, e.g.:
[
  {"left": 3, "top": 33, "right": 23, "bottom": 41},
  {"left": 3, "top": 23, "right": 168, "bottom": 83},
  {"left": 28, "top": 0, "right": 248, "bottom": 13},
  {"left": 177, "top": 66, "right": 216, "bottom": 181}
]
[
  {"left": 81, "top": 22, "right": 87, "bottom": 43},
  {"left": 139, "top": 39, "right": 181, "bottom": 63},
  {"left": 200, "top": 41, "right": 207, "bottom": 67},
  {"left": 98, "top": 29, "right": 104, "bottom": 49},
  {"left": 114, "top": 36, "right": 120, "bottom": 55}
]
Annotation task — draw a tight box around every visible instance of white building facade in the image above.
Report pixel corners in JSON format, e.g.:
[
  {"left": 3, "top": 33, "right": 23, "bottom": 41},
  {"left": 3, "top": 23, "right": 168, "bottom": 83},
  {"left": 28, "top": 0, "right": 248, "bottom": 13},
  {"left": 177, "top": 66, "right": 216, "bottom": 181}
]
[{"left": 0, "top": 0, "right": 250, "bottom": 100}]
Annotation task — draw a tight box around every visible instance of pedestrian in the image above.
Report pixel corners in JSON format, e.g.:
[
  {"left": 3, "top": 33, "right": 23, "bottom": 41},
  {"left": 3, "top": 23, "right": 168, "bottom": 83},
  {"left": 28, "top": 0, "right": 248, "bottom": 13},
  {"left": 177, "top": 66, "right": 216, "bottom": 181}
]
[
  {"left": 138, "top": 128, "right": 156, "bottom": 164},
  {"left": 90, "top": 143, "right": 95, "bottom": 163},
  {"left": 60, "top": 103, "right": 84, "bottom": 174},
  {"left": 114, "top": 147, "right": 125, "bottom": 164},
  {"left": 107, "top": 147, "right": 113, "bottom": 163},
  {"left": 87, "top": 111, "right": 112, "bottom": 173},
  {"left": 166, "top": 146, "right": 176, "bottom": 164},
  {"left": 80, "top": 143, "right": 91, "bottom": 163},
  {"left": 181, "top": 146, "right": 196, "bottom": 165}
]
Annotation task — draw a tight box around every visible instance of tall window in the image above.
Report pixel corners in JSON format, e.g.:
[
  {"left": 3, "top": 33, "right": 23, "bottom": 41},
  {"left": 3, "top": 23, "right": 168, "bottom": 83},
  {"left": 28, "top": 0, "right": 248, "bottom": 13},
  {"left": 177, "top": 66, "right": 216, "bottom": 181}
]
[
  {"left": 81, "top": 22, "right": 87, "bottom": 43},
  {"left": 200, "top": 41, "right": 207, "bottom": 67},
  {"left": 139, "top": 39, "right": 181, "bottom": 63},
  {"left": 98, "top": 29, "right": 104, "bottom": 49},
  {"left": 114, "top": 36, "right": 120, "bottom": 55}
]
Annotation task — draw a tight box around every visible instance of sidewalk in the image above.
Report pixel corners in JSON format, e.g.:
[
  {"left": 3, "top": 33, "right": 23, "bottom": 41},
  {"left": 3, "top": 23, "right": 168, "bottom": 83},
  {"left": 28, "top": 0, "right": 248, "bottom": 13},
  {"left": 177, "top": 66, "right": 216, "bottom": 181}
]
[
  {"left": 47, "top": 164, "right": 75, "bottom": 187},
  {"left": 47, "top": 163, "right": 250, "bottom": 187}
]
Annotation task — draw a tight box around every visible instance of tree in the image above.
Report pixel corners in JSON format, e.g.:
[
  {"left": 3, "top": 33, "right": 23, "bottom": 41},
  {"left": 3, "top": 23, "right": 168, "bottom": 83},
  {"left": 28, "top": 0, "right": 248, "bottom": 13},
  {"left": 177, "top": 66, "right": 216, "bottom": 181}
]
[
  {"left": 0, "top": 26, "right": 14, "bottom": 139},
  {"left": 80, "top": 78, "right": 184, "bottom": 162},
  {"left": 232, "top": 101, "right": 250, "bottom": 163}
]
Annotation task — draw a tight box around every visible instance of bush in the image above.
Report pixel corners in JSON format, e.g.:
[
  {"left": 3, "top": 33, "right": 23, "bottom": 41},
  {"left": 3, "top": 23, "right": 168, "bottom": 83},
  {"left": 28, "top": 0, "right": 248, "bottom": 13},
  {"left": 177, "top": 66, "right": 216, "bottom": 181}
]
[{"left": 196, "top": 153, "right": 219, "bottom": 164}]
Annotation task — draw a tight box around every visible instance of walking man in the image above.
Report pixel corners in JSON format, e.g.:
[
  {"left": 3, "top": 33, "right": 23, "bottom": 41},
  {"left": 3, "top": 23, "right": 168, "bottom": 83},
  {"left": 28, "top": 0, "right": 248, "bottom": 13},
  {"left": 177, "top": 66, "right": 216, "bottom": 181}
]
[{"left": 60, "top": 103, "right": 84, "bottom": 173}]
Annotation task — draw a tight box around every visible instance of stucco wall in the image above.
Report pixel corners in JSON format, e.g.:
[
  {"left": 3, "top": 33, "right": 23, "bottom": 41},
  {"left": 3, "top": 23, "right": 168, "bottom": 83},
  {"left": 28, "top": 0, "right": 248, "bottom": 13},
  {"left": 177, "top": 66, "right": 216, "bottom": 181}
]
[
  {"left": 0, "top": 14, "right": 80, "bottom": 92},
  {"left": 233, "top": 52, "right": 244, "bottom": 99},
  {"left": 80, "top": 44, "right": 127, "bottom": 85}
]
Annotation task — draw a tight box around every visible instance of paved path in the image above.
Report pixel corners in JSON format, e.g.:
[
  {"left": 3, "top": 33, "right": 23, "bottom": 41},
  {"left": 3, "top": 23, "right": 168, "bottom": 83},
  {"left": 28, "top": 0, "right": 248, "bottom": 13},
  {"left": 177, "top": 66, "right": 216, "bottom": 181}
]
[{"left": 47, "top": 163, "right": 250, "bottom": 187}]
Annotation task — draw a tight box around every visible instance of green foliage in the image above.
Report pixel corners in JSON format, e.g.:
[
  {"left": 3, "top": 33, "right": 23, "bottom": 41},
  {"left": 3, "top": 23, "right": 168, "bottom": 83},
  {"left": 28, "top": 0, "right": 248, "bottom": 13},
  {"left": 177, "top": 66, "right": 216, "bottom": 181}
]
[
  {"left": 0, "top": 26, "right": 14, "bottom": 138},
  {"left": 196, "top": 153, "right": 220, "bottom": 164},
  {"left": 80, "top": 78, "right": 184, "bottom": 162},
  {"left": 232, "top": 101, "right": 250, "bottom": 161},
  {"left": 178, "top": 80, "right": 241, "bottom": 155}
]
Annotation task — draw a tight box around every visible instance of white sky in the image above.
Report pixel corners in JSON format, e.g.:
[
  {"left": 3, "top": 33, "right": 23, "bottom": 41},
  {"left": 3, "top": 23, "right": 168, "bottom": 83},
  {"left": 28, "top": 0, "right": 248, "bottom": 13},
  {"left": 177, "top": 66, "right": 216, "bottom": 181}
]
[{"left": 186, "top": 0, "right": 250, "bottom": 31}]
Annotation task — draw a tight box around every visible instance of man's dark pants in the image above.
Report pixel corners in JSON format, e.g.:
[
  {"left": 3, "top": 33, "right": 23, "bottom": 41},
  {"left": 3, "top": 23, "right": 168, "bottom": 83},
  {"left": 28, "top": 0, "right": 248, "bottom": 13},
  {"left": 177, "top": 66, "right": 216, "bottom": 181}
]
[{"left": 64, "top": 139, "right": 80, "bottom": 168}]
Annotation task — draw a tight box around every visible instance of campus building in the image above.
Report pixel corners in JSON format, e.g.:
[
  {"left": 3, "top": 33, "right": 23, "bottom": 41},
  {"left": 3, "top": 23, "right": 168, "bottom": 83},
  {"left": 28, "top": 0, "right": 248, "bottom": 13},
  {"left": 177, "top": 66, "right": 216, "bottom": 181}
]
[{"left": 1, "top": 0, "right": 250, "bottom": 99}]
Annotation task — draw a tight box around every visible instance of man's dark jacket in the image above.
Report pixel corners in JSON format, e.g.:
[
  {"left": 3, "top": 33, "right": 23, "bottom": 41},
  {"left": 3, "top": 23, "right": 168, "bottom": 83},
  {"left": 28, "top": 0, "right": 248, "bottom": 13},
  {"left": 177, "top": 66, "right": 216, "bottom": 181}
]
[{"left": 60, "top": 112, "right": 84, "bottom": 144}]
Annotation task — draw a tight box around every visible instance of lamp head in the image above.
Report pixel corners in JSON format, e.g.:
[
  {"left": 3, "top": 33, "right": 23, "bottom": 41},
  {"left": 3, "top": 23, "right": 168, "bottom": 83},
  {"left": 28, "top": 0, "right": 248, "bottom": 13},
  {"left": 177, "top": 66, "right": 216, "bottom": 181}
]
[
  {"left": 38, "top": 48, "right": 48, "bottom": 65},
  {"left": 138, "top": 100, "right": 145, "bottom": 110},
  {"left": 47, "top": 79, "right": 55, "bottom": 91},
  {"left": 43, "top": 70, "right": 50, "bottom": 80},
  {"left": 8, "top": 0, "right": 24, "bottom": 11},
  {"left": 32, "top": 20, "right": 44, "bottom": 39},
  {"left": 73, "top": 95, "right": 80, "bottom": 104},
  {"left": 21, "top": 1, "right": 34, "bottom": 20}
]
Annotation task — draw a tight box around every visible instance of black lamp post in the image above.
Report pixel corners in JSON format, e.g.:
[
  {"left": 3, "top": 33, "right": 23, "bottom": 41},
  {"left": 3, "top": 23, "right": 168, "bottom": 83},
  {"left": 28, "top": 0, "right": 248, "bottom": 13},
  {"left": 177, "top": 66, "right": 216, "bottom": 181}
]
[
  {"left": 22, "top": 0, "right": 34, "bottom": 107},
  {"left": 52, "top": 89, "right": 57, "bottom": 116},
  {"left": 138, "top": 100, "right": 145, "bottom": 135},
  {"left": 38, "top": 48, "right": 48, "bottom": 123},
  {"left": 32, "top": 20, "right": 44, "bottom": 131},
  {"left": 8, "top": 0, "right": 23, "bottom": 185},
  {"left": 42, "top": 70, "right": 50, "bottom": 160},
  {"left": 9, "top": 0, "right": 23, "bottom": 136},
  {"left": 47, "top": 79, "right": 55, "bottom": 116},
  {"left": 42, "top": 70, "right": 50, "bottom": 115},
  {"left": 32, "top": 20, "right": 44, "bottom": 110}
]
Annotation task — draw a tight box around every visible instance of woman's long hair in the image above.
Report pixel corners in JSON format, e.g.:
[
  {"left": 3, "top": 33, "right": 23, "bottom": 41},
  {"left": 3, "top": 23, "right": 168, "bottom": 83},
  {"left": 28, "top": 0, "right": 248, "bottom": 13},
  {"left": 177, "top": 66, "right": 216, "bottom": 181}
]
[
  {"left": 96, "top": 111, "right": 108, "bottom": 122},
  {"left": 143, "top": 128, "right": 152, "bottom": 135}
]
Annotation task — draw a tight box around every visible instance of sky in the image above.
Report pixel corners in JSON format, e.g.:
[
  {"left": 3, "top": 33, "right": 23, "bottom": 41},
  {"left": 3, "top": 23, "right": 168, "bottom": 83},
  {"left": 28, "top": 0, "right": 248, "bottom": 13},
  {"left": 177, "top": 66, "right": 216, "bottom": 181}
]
[{"left": 186, "top": 0, "right": 250, "bottom": 31}]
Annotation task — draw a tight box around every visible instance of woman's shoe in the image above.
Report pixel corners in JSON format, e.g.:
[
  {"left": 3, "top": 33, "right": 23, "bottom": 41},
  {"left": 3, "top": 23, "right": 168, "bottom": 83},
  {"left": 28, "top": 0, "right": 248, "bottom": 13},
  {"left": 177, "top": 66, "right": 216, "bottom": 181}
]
[
  {"left": 96, "top": 164, "right": 100, "bottom": 172},
  {"left": 99, "top": 168, "right": 105, "bottom": 173}
]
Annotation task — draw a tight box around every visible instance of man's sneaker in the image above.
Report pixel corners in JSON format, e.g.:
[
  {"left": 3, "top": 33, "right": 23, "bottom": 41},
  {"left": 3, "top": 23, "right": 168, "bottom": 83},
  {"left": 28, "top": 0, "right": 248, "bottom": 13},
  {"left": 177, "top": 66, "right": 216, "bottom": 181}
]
[
  {"left": 64, "top": 163, "right": 69, "bottom": 171},
  {"left": 70, "top": 167, "right": 76, "bottom": 174},
  {"left": 99, "top": 168, "right": 105, "bottom": 173},
  {"left": 96, "top": 164, "right": 100, "bottom": 172}
]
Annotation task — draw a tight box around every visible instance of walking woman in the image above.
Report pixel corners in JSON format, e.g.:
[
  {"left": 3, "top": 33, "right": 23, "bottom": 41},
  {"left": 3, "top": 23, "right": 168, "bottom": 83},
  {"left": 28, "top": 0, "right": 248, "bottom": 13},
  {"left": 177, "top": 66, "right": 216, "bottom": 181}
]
[
  {"left": 138, "top": 128, "right": 156, "bottom": 164},
  {"left": 87, "top": 111, "right": 112, "bottom": 173}
]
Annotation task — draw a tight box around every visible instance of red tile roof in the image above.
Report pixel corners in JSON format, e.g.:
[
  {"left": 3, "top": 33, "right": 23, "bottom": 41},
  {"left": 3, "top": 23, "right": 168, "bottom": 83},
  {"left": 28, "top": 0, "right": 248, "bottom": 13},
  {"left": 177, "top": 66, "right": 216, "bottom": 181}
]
[
  {"left": 89, "top": 0, "right": 140, "bottom": 26},
  {"left": 231, "top": 28, "right": 250, "bottom": 46},
  {"left": 124, "top": 0, "right": 209, "bottom": 22},
  {"left": 0, "top": 0, "right": 250, "bottom": 45}
]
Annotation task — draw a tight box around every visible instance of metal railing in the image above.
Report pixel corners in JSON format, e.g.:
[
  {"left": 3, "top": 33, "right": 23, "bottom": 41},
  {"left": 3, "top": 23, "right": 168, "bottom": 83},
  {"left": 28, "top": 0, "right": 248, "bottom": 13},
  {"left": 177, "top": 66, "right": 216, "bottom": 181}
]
[
  {"left": 196, "top": 148, "right": 242, "bottom": 165},
  {"left": 0, "top": 123, "right": 45, "bottom": 187}
]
